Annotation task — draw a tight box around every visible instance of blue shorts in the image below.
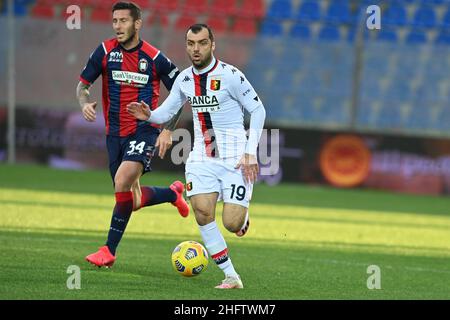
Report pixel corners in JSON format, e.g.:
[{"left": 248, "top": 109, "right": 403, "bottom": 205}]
[{"left": 106, "top": 125, "right": 160, "bottom": 181}]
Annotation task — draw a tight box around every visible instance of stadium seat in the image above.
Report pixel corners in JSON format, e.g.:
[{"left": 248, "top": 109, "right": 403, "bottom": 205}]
[
  {"left": 296, "top": 1, "right": 321, "bottom": 22},
  {"left": 441, "top": 8, "right": 450, "bottom": 28},
  {"left": 325, "top": 2, "right": 352, "bottom": 24},
  {"left": 423, "top": 0, "right": 445, "bottom": 4},
  {"left": 376, "top": 29, "right": 398, "bottom": 42},
  {"left": 34, "top": 0, "right": 68, "bottom": 5},
  {"left": 290, "top": 23, "right": 311, "bottom": 39},
  {"left": 436, "top": 31, "right": 450, "bottom": 44},
  {"left": 238, "top": 0, "right": 266, "bottom": 19},
  {"left": 205, "top": 15, "right": 229, "bottom": 34},
  {"left": 31, "top": 4, "right": 55, "bottom": 18},
  {"left": 147, "top": 12, "right": 169, "bottom": 27},
  {"left": 175, "top": 15, "right": 197, "bottom": 31},
  {"left": 347, "top": 26, "right": 370, "bottom": 42},
  {"left": 407, "top": 105, "right": 431, "bottom": 129},
  {"left": 405, "top": 30, "right": 427, "bottom": 44},
  {"left": 179, "top": 0, "right": 208, "bottom": 15},
  {"left": 266, "top": 0, "right": 293, "bottom": 20},
  {"left": 207, "top": 0, "right": 238, "bottom": 17},
  {"left": 412, "top": 6, "right": 437, "bottom": 28},
  {"left": 384, "top": 80, "right": 411, "bottom": 101},
  {"left": 65, "top": 0, "right": 91, "bottom": 7},
  {"left": 2, "top": 0, "right": 30, "bottom": 16},
  {"left": 150, "top": 0, "right": 180, "bottom": 13},
  {"left": 260, "top": 21, "right": 284, "bottom": 37},
  {"left": 318, "top": 25, "right": 340, "bottom": 41},
  {"left": 90, "top": 8, "right": 113, "bottom": 23},
  {"left": 134, "top": 0, "right": 150, "bottom": 10},
  {"left": 377, "top": 104, "right": 402, "bottom": 128},
  {"left": 356, "top": 103, "right": 374, "bottom": 126},
  {"left": 383, "top": 4, "right": 408, "bottom": 26},
  {"left": 232, "top": 18, "right": 257, "bottom": 37}
]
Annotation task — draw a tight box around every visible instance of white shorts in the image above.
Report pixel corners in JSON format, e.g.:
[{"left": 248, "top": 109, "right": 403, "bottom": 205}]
[{"left": 185, "top": 158, "right": 253, "bottom": 208}]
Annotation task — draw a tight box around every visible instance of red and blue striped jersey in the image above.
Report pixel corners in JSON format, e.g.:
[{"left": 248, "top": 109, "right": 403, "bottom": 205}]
[{"left": 80, "top": 38, "right": 179, "bottom": 137}]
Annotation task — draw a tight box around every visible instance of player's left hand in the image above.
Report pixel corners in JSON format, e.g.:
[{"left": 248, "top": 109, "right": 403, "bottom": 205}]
[
  {"left": 235, "top": 153, "right": 259, "bottom": 184},
  {"left": 127, "top": 100, "right": 151, "bottom": 121},
  {"left": 156, "top": 129, "right": 173, "bottom": 159}
]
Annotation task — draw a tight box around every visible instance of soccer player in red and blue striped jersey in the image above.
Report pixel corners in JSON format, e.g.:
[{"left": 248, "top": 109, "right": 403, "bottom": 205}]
[{"left": 76, "top": 2, "right": 189, "bottom": 268}]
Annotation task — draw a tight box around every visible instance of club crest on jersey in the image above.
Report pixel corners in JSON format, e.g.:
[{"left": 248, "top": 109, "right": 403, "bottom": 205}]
[
  {"left": 210, "top": 79, "right": 221, "bottom": 91},
  {"left": 139, "top": 58, "right": 148, "bottom": 72},
  {"left": 186, "top": 182, "right": 193, "bottom": 191}
]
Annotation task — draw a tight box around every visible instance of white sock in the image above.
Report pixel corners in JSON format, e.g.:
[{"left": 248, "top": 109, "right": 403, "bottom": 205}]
[{"left": 199, "top": 221, "right": 238, "bottom": 277}]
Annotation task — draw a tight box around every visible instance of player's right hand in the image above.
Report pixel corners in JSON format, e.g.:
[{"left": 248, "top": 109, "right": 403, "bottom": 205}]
[
  {"left": 82, "top": 102, "right": 97, "bottom": 122},
  {"left": 127, "top": 101, "right": 152, "bottom": 121}
]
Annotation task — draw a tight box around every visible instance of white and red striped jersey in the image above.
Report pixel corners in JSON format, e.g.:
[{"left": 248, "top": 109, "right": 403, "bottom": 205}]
[{"left": 149, "top": 56, "right": 264, "bottom": 162}]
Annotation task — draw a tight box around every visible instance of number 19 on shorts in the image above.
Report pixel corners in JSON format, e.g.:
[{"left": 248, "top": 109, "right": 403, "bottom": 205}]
[{"left": 230, "top": 184, "right": 246, "bottom": 201}]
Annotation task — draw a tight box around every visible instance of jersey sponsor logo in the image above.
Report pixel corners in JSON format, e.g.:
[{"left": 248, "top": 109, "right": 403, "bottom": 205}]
[
  {"left": 188, "top": 95, "right": 220, "bottom": 113},
  {"left": 188, "top": 95, "right": 219, "bottom": 107},
  {"left": 240, "top": 76, "right": 245, "bottom": 84},
  {"left": 112, "top": 71, "right": 149, "bottom": 86},
  {"left": 138, "top": 58, "right": 148, "bottom": 72},
  {"left": 108, "top": 51, "right": 123, "bottom": 63},
  {"left": 210, "top": 79, "right": 221, "bottom": 91}
]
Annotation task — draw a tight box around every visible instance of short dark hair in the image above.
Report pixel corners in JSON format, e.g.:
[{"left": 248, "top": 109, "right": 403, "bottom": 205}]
[
  {"left": 112, "top": 2, "right": 142, "bottom": 21},
  {"left": 186, "top": 24, "right": 215, "bottom": 42}
]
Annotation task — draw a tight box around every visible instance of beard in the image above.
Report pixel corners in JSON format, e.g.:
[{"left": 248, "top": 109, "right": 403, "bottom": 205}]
[
  {"left": 191, "top": 52, "right": 213, "bottom": 69},
  {"left": 118, "top": 28, "right": 136, "bottom": 46}
]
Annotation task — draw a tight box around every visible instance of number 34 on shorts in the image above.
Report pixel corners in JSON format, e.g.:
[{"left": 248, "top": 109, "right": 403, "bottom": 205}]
[{"left": 127, "top": 140, "right": 146, "bottom": 156}]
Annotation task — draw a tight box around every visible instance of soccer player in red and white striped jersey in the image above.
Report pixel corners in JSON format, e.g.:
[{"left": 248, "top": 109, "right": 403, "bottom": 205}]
[{"left": 128, "top": 24, "right": 266, "bottom": 288}]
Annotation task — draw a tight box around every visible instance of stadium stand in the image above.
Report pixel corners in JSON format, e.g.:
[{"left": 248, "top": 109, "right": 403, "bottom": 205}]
[{"left": 1, "top": 0, "right": 450, "bottom": 134}]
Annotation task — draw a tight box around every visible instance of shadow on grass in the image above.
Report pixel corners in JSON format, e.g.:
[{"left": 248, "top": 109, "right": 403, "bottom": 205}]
[{"left": 0, "top": 228, "right": 449, "bottom": 300}]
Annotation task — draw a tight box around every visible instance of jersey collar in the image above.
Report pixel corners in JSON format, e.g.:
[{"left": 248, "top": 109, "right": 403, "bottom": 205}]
[
  {"left": 120, "top": 39, "right": 143, "bottom": 53},
  {"left": 192, "top": 56, "right": 218, "bottom": 75}
]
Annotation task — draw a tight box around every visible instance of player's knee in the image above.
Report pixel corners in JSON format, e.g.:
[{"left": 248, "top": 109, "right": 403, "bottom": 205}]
[
  {"left": 114, "top": 177, "right": 133, "bottom": 192},
  {"left": 193, "top": 207, "right": 214, "bottom": 226},
  {"left": 223, "top": 219, "right": 241, "bottom": 233}
]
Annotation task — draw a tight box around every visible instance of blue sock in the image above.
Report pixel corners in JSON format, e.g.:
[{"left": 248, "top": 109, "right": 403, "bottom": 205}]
[
  {"left": 140, "top": 186, "right": 176, "bottom": 208},
  {"left": 106, "top": 191, "right": 133, "bottom": 256}
]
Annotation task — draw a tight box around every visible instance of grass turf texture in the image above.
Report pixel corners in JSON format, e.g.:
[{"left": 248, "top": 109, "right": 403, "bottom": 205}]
[{"left": 0, "top": 164, "right": 449, "bottom": 299}]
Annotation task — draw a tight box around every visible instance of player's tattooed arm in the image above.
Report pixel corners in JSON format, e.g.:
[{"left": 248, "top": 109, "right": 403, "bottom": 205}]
[
  {"left": 77, "top": 81, "right": 91, "bottom": 105},
  {"left": 77, "top": 81, "right": 97, "bottom": 122}
]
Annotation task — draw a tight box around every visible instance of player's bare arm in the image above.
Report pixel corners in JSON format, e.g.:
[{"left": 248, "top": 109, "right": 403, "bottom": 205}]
[
  {"left": 235, "top": 153, "right": 259, "bottom": 184},
  {"left": 76, "top": 81, "right": 97, "bottom": 122},
  {"left": 156, "top": 129, "right": 172, "bottom": 159},
  {"left": 157, "top": 109, "right": 184, "bottom": 159}
]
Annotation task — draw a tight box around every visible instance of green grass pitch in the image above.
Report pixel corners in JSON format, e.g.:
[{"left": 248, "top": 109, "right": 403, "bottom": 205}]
[{"left": 0, "top": 164, "right": 449, "bottom": 299}]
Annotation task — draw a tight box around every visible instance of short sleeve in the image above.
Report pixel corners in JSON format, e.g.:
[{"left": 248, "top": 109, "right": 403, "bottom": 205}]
[
  {"left": 154, "top": 51, "right": 180, "bottom": 91},
  {"left": 80, "top": 44, "right": 105, "bottom": 85}
]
